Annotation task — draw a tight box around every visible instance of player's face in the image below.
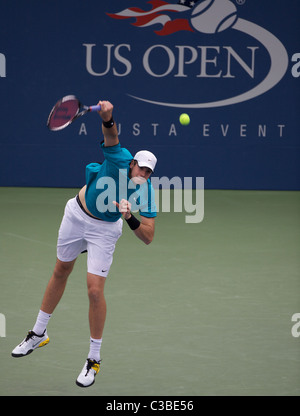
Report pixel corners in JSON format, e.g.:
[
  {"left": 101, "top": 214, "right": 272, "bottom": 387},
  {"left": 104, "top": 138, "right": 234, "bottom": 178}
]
[{"left": 129, "top": 160, "right": 152, "bottom": 184}]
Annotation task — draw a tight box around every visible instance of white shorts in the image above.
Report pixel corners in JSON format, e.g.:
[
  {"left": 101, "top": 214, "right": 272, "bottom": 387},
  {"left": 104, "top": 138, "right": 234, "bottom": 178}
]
[{"left": 57, "top": 197, "right": 123, "bottom": 277}]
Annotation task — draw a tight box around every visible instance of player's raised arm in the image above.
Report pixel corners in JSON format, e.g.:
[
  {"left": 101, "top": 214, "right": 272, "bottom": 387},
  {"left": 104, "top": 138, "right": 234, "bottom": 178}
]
[{"left": 98, "top": 100, "right": 119, "bottom": 147}]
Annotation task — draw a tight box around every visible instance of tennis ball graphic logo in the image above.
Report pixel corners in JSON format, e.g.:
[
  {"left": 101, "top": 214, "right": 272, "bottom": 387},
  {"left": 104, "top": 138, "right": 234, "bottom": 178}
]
[{"left": 190, "top": 0, "right": 238, "bottom": 34}]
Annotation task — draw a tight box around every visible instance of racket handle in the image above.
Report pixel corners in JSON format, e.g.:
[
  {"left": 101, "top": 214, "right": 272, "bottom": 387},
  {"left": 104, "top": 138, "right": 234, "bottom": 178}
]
[{"left": 89, "top": 105, "right": 101, "bottom": 112}]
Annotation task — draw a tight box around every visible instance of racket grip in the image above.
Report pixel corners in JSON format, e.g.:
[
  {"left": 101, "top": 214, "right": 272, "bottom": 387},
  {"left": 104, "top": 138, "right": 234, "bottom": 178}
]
[{"left": 89, "top": 105, "right": 101, "bottom": 112}]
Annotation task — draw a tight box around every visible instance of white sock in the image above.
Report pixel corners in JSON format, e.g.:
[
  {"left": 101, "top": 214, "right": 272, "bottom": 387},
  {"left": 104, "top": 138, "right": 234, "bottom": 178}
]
[
  {"left": 88, "top": 337, "right": 102, "bottom": 362},
  {"left": 32, "top": 310, "right": 52, "bottom": 336}
]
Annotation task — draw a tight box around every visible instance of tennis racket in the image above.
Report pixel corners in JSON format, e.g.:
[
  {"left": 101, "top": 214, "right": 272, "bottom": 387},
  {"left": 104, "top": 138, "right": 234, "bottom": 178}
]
[{"left": 47, "top": 95, "right": 101, "bottom": 131}]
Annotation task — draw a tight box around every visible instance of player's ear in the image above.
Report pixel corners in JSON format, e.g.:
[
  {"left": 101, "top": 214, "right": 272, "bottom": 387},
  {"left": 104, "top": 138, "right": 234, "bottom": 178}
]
[{"left": 129, "top": 159, "right": 136, "bottom": 168}]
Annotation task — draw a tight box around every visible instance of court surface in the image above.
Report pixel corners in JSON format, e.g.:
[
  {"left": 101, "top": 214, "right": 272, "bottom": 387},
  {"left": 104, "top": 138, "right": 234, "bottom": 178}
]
[{"left": 0, "top": 187, "right": 299, "bottom": 396}]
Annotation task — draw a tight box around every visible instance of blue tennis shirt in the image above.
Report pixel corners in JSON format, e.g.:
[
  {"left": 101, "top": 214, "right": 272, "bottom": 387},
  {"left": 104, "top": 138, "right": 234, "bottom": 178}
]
[{"left": 85, "top": 142, "right": 157, "bottom": 222}]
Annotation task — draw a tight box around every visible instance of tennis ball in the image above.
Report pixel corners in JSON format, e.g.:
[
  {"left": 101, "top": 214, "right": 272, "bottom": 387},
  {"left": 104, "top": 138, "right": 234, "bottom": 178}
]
[
  {"left": 179, "top": 113, "right": 190, "bottom": 126},
  {"left": 190, "top": 0, "right": 237, "bottom": 34}
]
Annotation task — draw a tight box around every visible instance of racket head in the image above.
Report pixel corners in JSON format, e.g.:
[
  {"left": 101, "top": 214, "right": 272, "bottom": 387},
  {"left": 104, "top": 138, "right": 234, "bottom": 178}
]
[{"left": 47, "top": 95, "right": 80, "bottom": 131}]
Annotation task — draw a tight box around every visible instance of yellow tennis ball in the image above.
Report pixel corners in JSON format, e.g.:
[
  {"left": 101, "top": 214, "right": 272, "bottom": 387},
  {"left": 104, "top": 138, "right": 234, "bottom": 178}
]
[{"left": 179, "top": 113, "right": 190, "bottom": 126}]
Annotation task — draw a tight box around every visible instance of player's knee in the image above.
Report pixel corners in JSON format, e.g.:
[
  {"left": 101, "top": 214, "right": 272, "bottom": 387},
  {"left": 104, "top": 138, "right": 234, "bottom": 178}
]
[
  {"left": 87, "top": 286, "right": 104, "bottom": 304},
  {"left": 54, "top": 259, "right": 74, "bottom": 279}
]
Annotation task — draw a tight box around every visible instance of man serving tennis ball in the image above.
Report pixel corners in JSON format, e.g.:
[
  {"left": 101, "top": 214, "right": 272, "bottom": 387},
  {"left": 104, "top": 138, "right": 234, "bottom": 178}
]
[{"left": 12, "top": 100, "right": 157, "bottom": 388}]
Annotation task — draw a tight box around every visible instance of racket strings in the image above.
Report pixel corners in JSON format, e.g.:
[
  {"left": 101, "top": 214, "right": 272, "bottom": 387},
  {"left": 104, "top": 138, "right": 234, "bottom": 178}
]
[{"left": 47, "top": 97, "right": 80, "bottom": 130}]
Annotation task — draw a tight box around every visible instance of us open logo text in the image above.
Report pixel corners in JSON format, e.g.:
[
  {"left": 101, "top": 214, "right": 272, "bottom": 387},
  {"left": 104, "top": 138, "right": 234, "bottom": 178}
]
[{"left": 83, "top": 0, "right": 294, "bottom": 108}]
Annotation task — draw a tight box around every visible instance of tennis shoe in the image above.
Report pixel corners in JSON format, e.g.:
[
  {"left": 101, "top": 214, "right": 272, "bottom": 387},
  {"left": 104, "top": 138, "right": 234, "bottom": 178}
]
[
  {"left": 11, "top": 330, "right": 49, "bottom": 357},
  {"left": 76, "top": 358, "right": 101, "bottom": 388}
]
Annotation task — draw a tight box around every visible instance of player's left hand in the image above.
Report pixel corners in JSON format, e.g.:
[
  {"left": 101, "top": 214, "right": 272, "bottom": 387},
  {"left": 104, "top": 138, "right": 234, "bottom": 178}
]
[{"left": 113, "top": 199, "right": 132, "bottom": 220}]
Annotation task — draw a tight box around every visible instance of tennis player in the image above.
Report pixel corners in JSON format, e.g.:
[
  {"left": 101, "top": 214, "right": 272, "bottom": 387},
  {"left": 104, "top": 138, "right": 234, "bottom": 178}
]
[{"left": 11, "top": 100, "right": 157, "bottom": 388}]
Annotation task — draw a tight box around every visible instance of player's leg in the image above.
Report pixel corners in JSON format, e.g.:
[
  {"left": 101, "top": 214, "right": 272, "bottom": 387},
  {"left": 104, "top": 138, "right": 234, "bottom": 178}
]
[
  {"left": 11, "top": 258, "right": 76, "bottom": 358},
  {"left": 87, "top": 273, "right": 107, "bottom": 340},
  {"left": 76, "top": 273, "right": 106, "bottom": 388},
  {"left": 40, "top": 258, "right": 76, "bottom": 314},
  {"left": 76, "top": 218, "right": 123, "bottom": 387},
  {"left": 12, "top": 196, "right": 85, "bottom": 359}
]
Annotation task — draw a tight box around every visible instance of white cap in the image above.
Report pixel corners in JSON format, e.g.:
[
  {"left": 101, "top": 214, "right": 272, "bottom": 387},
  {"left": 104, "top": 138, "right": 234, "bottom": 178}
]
[{"left": 134, "top": 150, "right": 157, "bottom": 172}]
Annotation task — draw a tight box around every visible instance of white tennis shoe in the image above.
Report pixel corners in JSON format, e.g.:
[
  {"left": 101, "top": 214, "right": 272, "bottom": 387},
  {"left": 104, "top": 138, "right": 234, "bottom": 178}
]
[
  {"left": 11, "top": 330, "right": 49, "bottom": 357},
  {"left": 76, "top": 358, "right": 101, "bottom": 388},
  {"left": 12, "top": 332, "right": 100, "bottom": 388}
]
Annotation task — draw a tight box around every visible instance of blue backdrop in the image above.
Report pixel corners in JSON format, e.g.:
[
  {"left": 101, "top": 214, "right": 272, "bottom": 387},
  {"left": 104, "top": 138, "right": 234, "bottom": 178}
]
[{"left": 0, "top": 0, "right": 299, "bottom": 189}]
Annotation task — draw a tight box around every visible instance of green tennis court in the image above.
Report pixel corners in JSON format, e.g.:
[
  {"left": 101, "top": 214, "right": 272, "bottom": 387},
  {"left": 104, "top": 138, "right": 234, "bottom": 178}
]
[{"left": 0, "top": 187, "right": 299, "bottom": 396}]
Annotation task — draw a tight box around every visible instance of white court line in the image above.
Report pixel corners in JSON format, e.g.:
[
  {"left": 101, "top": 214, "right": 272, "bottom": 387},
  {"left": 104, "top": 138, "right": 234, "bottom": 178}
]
[{"left": 3, "top": 232, "right": 55, "bottom": 248}]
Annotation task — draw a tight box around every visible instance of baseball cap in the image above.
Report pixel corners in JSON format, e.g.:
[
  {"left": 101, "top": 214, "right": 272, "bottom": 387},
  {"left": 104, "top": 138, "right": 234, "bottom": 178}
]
[{"left": 134, "top": 150, "right": 157, "bottom": 172}]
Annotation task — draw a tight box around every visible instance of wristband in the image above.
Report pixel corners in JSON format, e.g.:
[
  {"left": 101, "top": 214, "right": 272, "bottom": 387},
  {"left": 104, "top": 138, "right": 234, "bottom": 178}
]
[
  {"left": 102, "top": 117, "right": 114, "bottom": 128},
  {"left": 125, "top": 214, "right": 141, "bottom": 230}
]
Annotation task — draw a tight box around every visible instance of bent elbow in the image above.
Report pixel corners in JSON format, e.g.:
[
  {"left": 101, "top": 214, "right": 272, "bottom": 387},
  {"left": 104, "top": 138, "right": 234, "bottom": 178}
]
[{"left": 144, "top": 236, "right": 153, "bottom": 245}]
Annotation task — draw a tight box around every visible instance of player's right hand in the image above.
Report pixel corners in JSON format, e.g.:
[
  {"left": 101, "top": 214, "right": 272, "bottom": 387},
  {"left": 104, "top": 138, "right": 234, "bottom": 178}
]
[{"left": 98, "top": 100, "right": 113, "bottom": 122}]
